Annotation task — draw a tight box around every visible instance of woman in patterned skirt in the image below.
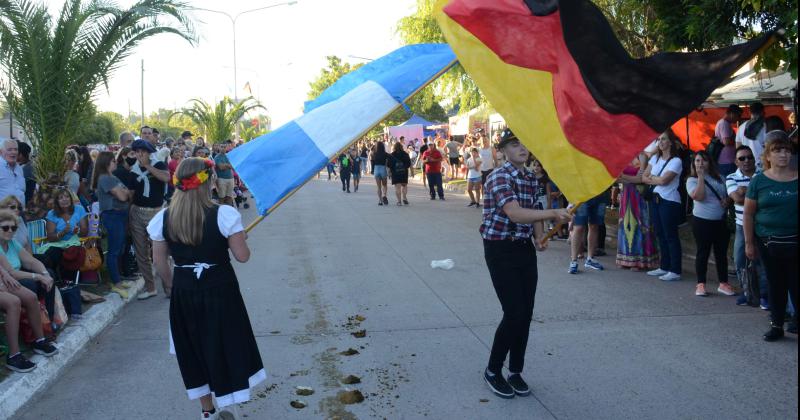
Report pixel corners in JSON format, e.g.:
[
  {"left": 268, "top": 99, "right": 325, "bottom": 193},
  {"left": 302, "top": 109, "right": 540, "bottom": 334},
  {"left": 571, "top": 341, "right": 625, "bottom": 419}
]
[{"left": 616, "top": 152, "right": 659, "bottom": 270}]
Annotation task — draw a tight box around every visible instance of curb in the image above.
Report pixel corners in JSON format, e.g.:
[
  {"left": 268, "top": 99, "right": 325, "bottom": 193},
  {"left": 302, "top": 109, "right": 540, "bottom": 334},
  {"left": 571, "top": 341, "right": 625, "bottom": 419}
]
[{"left": 0, "top": 278, "right": 144, "bottom": 419}]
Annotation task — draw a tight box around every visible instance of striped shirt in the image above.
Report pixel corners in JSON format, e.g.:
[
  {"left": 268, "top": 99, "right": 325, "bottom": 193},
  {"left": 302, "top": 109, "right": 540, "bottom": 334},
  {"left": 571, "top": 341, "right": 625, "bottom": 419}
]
[
  {"left": 480, "top": 161, "right": 538, "bottom": 240},
  {"left": 725, "top": 168, "right": 752, "bottom": 226}
]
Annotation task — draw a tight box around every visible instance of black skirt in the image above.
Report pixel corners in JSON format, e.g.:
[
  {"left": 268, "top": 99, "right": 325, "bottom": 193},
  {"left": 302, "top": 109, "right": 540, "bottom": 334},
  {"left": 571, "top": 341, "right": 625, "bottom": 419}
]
[
  {"left": 391, "top": 170, "right": 409, "bottom": 185},
  {"left": 168, "top": 263, "right": 265, "bottom": 407}
]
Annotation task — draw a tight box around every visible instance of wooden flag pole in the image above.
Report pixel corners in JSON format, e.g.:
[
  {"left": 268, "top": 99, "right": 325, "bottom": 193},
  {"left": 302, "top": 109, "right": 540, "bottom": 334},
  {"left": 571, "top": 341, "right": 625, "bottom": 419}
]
[
  {"left": 243, "top": 58, "right": 460, "bottom": 234},
  {"left": 541, "top": 202, "right": 582, "bottom": 245}
]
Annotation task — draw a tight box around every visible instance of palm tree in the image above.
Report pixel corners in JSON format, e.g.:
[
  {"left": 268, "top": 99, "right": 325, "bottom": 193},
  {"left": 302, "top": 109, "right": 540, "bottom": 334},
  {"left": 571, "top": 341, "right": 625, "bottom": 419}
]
[
  {"left": 170, "top": 96, "right": 265, "bottom": 143},
  {"left": 0, "top": 0, "right": 196, "bottom": 182}
]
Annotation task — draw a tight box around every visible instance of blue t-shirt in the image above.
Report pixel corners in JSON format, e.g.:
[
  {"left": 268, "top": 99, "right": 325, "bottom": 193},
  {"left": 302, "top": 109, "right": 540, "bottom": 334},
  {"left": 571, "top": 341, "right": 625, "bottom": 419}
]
[
  {"left": 0, "top": 239, "right": 23, "bottom": 270},
  {"left": 214, "top": 153, "right": 233, "bottom": 179},
  {"left": 46, "top": 206, "right": 88, "bottom": 241}
]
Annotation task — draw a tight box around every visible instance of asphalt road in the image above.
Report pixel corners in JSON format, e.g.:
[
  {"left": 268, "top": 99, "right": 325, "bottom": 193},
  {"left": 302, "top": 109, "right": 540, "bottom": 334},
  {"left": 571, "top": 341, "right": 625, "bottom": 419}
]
[{"left": 16, "top": 177, "right": 798, "bottom": 419}]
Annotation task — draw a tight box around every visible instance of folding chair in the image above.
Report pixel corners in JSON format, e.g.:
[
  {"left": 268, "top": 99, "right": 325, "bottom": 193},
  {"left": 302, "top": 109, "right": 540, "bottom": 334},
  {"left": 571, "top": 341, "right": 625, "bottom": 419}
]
[{"left": 26, "top": 219, "right": 47, "bottom": 255}]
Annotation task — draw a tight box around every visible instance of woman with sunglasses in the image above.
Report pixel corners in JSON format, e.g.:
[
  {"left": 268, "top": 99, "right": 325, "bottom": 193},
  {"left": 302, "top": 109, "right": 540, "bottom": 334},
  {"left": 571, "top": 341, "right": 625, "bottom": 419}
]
[
  {"left": 0, "top": 210, "right": 58, "bottom": 372},
  {"left": 0, "top": 196, "right": 32, "bottom": 254},
  {"left": 744, "top": 131, "right": 798, "bottom": 341}
]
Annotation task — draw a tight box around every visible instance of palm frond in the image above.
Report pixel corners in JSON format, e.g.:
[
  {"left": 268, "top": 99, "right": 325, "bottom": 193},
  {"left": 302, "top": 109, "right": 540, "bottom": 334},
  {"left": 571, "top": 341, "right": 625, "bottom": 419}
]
[{"left": 0, "top": 0, "right": 195, "bottom": 182}]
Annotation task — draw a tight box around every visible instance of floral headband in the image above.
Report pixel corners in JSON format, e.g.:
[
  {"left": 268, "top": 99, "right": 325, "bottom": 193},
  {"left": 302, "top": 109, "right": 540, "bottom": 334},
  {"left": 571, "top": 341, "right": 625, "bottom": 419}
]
[{"left": 174, "top": 159, "right": 214, "bottom": 191}]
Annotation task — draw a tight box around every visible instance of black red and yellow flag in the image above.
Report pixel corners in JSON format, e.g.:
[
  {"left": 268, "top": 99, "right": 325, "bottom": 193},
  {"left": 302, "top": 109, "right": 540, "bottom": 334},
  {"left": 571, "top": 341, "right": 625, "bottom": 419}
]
[{"left": 435, "top": 0, "right": 777, "bottom": 202}]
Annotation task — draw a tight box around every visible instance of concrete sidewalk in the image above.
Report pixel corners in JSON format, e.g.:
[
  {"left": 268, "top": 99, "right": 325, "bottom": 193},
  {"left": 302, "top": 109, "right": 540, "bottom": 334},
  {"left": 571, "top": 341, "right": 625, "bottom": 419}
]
[
  {"left": 15, "top": 178, "right": 797, "bottom": 419},
  {"left": 0, "top": 279, "right": 144, "bottom": 419}
]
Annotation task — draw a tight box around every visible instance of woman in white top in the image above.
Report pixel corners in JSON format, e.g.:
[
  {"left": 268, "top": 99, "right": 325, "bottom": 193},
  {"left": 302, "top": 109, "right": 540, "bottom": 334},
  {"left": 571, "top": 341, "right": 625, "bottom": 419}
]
[
  {"left": 642, "top": 129, "right": 684, "bottom": 281},
  {"left": 686, "top": 151, "right": 735, "bottom": 297},
  {"left": 478, "top": 134, "right": 497, "bottom": 185},
  {"left": 466, "top": 148, "right": 483, "bottom": 207}
]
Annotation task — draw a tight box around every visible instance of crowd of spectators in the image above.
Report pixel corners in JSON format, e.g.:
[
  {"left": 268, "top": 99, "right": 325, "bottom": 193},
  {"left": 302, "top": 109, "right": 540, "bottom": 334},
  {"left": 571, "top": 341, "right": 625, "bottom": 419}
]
[{"left": 0, "top": 128, "right": 249, "bottom": 373}]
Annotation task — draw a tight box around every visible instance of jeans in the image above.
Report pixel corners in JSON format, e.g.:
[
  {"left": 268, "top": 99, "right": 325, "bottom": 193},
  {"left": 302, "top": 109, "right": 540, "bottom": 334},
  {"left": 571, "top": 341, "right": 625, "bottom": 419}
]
[
  {"left": 101, "top": 209, "right": 128, "bottom": 285},
  {"left": 340, "top": 171, "right": 351, "bottom": 191},
  {"left": 757, "top": 237, "right": 798, "bottom": 326},
  {"left": 426, "top": 172, "right": 444, "bottom": 199},
  {"left": 653, "top": 197, "right": 682, "bottom": 274},
  {"left": 733, "top": 225, "right": 768, "bottom": 297},
  {"left": 484, "top": 239, "right": 538, "bottom": 374},
  {"left": 691, "top": 216, "right": 729, "bottom": 284}
]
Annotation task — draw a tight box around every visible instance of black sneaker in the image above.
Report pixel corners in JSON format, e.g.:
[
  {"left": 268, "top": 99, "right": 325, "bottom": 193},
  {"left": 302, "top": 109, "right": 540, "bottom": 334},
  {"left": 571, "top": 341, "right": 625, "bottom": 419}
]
[
  {"left": 763, "top": 324, "right": 784, "bottom": 342},
  {"left": 382, "top": 196, "right": 389, "bottom": 205},
  {"left": 787, "top": 320, "right": 798, "bottom": 335},
  {"left": 484, "top": 369, "right": 514, "bottom": 399},
  {"left": 33, "top": 339, "right": 59, "bottom": 357},
  {"left": 507, "top": 373, "right": 531, "bottom": 396},
  {"left": 6, "top": 353, "right": 36, "bottom": 373}
]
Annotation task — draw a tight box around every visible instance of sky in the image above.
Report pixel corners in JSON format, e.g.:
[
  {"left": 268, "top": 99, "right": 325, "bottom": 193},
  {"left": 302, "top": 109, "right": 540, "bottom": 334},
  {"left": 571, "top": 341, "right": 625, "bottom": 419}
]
[{"left": 45, "top": 0, "right": 417, "bottom": 128}]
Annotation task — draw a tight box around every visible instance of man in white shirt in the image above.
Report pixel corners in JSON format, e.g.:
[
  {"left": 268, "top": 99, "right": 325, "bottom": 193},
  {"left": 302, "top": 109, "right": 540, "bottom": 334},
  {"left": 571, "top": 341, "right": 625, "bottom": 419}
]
[
  {"left": 725, "top": 145, "right": 768, "bottom": 308},
  {"left": 0, "top": 139, "right": 26, "bottom": 205},
  {"left": 735, "top": 102, "right": 766, "bottom": 171}
]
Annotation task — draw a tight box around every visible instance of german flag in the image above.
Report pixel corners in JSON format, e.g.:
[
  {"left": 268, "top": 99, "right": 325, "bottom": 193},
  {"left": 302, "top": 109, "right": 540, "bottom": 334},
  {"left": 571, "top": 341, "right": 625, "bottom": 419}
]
[{"left": 435, "top": 0, "right": 777, "bottom": 202}]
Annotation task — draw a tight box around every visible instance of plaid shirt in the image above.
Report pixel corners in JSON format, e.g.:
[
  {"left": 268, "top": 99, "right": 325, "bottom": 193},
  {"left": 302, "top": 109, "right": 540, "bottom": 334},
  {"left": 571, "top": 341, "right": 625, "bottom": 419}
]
[{"left": 480, "top": 161, "right": 538, "bottom": 240}]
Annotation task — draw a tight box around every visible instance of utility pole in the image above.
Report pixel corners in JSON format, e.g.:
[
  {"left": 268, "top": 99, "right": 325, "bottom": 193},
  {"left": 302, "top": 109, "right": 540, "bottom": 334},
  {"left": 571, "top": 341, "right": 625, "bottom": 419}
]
[{"left": 141, "top": 59, "right": 145, "bottom": 128}]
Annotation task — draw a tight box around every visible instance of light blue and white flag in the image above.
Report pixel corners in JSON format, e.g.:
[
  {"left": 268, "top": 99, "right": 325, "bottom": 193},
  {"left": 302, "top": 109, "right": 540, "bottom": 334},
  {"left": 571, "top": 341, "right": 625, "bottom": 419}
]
[{"left": 229, "top": 44, "right": 457, "bottom": 216}]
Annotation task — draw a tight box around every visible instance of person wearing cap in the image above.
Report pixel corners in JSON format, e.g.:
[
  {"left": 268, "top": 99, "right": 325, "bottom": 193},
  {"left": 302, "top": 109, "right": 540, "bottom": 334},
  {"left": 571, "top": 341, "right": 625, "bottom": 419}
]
[
  {"left": 129, "top": 139, "right": 170, "bottom": 300},
  {"left": 736, "top": 102, "right": 767, "bottom": 171},
  {"left": 715, "top": 104, "right": 742, "bottom": 176},
  {"left": 180, "top": 130, "right": 193, "bottom": 143},
  {"left": 480, "top": 129, "right": 571, "bottom": 399}
]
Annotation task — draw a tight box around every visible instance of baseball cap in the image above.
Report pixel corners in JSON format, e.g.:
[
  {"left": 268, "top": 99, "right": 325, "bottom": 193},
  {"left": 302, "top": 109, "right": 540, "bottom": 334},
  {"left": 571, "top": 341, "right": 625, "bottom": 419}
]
[{"left": 130, "top": 139, "right": 156, "bottom": 153}]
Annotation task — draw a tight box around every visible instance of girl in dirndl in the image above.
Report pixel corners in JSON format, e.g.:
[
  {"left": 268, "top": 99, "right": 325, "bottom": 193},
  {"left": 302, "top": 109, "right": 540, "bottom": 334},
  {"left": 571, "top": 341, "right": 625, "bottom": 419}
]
[{"left": 148, "top": 158, "right": 264, "bottom": 419}]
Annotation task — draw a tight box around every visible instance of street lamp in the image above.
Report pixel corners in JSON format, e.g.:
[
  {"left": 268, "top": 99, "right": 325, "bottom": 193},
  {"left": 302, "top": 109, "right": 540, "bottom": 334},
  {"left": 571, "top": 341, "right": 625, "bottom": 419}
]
[{"left": 192, "top": 1, "right": 298, "bottom": 103}]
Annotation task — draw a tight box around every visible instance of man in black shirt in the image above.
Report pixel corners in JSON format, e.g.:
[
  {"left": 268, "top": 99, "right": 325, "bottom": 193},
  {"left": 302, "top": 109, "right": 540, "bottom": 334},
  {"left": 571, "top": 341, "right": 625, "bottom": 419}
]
[{"left": 129, "top": 140, "right": 170, "bottom": 299}]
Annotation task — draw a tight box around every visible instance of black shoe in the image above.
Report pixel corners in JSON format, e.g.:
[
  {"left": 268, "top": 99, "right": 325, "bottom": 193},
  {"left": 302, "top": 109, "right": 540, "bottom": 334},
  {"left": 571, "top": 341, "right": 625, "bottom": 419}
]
[
  {"left": 342, "top": 185, "right": 345, "bottom": 191},
  {"left": 33, "top": 339, "right": 59, "bottom": 357},
  {"left": 403, "top": 199, "right": 409, "bottom": 205},
  {"left": 430, "top": 197, "right": 436, "bottom": 200},
  {"left": 484, "top": 369, "right": 514, "bottom": 399},
  {"left": 383, "top": 196, "right": 389, "bottom": 205},
  {"left": 347, "top": 190, "right": 351, "bottom": 193},
  {"left": 378, "top": 201, "right": 383, "bottom": 206},
  {"left": 763, "top": 324, "right": 784, "bottom": 342},
  {"left": 787, "top": 320, "right": 798, "bottom": 335},
  {"left": 467, "top": 202, "right": 476, "bottom": 207},
  {"left": 507, "top": 373, "right": 531, "bottom": 396},
  {"left": 439, "top": 197, "right": 445, "bottom": 201},
  {"left": 6, "top": 353, "right": 36, "bottom": 373}
]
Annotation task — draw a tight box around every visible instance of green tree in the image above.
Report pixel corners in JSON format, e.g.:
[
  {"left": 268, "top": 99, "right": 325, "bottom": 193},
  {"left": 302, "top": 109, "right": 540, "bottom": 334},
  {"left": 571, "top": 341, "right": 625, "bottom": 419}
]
[
  {"left": 307, "top": 56, "right": 364, "bottom": 100},
  {"left": 646, "top": 0, "right": 797, "bottom": 76},
  {"left": 0, "top": 0, "right": 196, "bottom": 182},
  {"left": 396, "top": 0, "right": 484, "bottom": 113},
  {"left": 169, "top": 97, "right": 265, "bottom": 144}
]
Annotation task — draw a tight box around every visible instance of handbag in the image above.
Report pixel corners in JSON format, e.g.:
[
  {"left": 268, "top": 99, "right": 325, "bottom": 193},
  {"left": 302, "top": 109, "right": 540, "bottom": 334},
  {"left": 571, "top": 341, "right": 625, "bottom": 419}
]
[
  {"left": 80, "top": 238, "right": 103, "bottom": 272},
  {"left": 59, "top": 285, "right": 82, "bottom": 315},
  {"left": 741, "top": 260, "right": 761, "bottom": 307},
  {"left": 61, "top": 245, "right": 86, "bottom": 272},
  {"left": 643, "top": 156, "right": 675, "bottom": 201},
  {"left": 19, "top": 299, "right": 54, "bottom": 344}
]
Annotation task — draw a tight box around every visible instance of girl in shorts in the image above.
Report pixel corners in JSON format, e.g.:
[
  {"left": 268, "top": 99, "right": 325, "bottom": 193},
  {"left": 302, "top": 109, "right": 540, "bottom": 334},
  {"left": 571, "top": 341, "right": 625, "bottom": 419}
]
[{"left": 466, "top": 148, "right": 483, "bottom": 207}]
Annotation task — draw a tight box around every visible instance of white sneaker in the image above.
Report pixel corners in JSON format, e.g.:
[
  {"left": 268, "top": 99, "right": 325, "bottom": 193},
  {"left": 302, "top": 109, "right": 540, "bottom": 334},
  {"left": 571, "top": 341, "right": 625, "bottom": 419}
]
[
  {"left": 137, "top": 290, "right": 157, "bottom": 300},
  {"left": 659, "top": 272, "right": 681, "bottom": 281},
  {"left": 647, "top": 268, "right": 667, "bottom": 276}
]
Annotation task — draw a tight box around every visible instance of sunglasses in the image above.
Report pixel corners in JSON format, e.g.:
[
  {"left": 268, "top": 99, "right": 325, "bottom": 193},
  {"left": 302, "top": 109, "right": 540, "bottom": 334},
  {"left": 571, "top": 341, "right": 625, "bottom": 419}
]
[
  {"left": 737, "top": 156, "right": 755, "bottom": 161},
  {"left": 0, "top": 225, "right": 18, "bottom": 232}
]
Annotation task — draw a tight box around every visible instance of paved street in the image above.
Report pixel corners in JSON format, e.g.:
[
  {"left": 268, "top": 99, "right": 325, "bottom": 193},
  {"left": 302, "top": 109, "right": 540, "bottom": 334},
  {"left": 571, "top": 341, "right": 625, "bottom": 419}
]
[{"left": 16, "top": 177, "right": 798, "bottom": 419}]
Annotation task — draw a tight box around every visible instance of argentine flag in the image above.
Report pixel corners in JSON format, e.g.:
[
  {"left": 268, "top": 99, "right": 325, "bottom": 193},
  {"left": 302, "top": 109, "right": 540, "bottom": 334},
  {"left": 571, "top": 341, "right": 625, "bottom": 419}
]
[{"left": 228, "top": 44, "right": 457, "bottom": 216}]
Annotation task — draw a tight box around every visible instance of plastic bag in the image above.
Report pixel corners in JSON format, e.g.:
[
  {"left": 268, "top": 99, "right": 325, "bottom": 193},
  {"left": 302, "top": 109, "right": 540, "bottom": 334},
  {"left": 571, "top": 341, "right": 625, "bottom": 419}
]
[{"left": 430, "top": 259, "right": 455, "bottom": 270}]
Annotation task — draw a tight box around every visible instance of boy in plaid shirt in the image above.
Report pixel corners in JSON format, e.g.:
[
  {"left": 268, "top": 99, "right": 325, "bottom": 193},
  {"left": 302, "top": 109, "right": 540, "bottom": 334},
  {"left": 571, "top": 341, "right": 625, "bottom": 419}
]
[{"left": 480, "top": 129, "right": 571, "bottom": 399}]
